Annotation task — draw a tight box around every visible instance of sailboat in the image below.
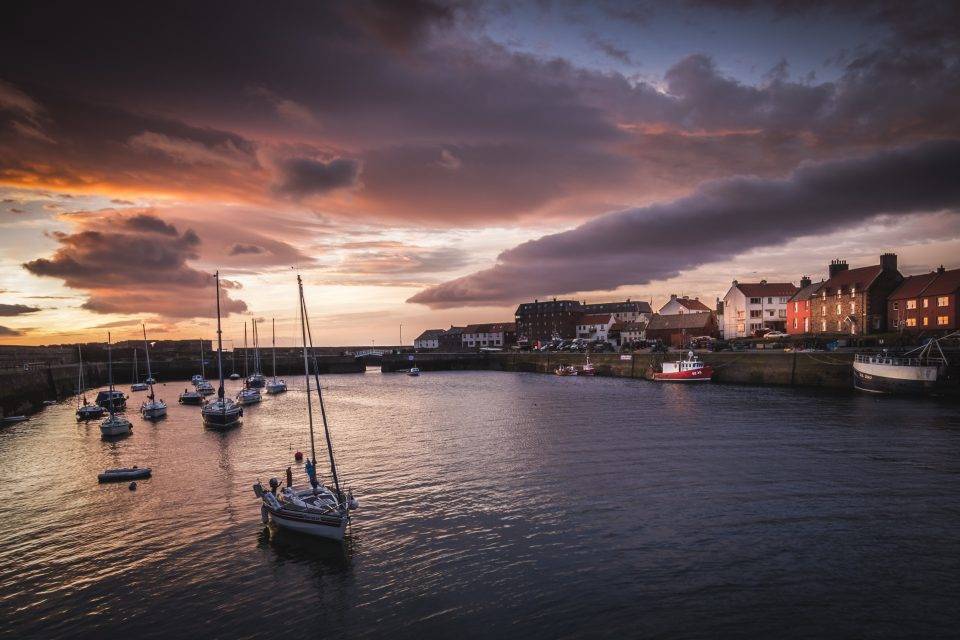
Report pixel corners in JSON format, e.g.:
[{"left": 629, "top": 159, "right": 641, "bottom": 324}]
[
  {"left": 131, "top": 348, "right": 148, "bottom": 391},
  {"left": 202, "top": 271, "right": 244, "bottom": 429},
  {"left": 196, "top": 340, "right": 215, "bottom": 395},
  {"left": 247, "top": 318, "right": 266, "bottom": 389},
  {"left": 266, "top": 318, "right": 287, "bottom": 394},
  {"left": 253, "top": 275, "right": 357, "bottom": 540},
  {"left": 237, "top": 321, "right": 262, "bottom": 405},
  {"left": 76, "top": 345, "right": 105, "bottom": 420},
  {"left": 100, "top": 332, "right": 133, "bottom": 437},
  {"left": 229, "top": 349, "right": 241, "bottom": 380},
  {"left": 139, "top": 325, "right": 167, "bottom": 420}
]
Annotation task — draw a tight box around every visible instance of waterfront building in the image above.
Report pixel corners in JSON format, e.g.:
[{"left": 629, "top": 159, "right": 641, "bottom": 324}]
[
  {"left": 462, "top": 323, "right": 517, "bottom": 349},
  {"left": 786, "top": 276, "right": 824, "bottom": 334},
  {"left": 658, "top": 295, "right": 711, "bottom": 315},
  {"left": 611, "top": 320, "right": 647, "bottom": 348},
  {"left": 575, "top": 314, "right": 616, "bottom": 344},
  {"left": 715, "top": 299, "right": 725, "bottom": 338},
  {"left": 438, "top": 326, "right": 465, "bottom": 351},
  {"left": 645, "top": 312, "right": 719, "bottom": 347},
  {"left": 413, "top": 329, "right": 445, "bottom": 350},
  {"left": 515, "top": 299, "right": 583, "bottom": 344},
  {"left": 887, "top": 265, "right": 960, "bottom": 332},
  {"left": 581, "top": 299, "right": 653, "bottom": 323},
  {"left": 810, "top": 254, "right": 902, "bottom": 335},
  {"left": 722, "top": 280, "right": 799, "bottom": 338}
]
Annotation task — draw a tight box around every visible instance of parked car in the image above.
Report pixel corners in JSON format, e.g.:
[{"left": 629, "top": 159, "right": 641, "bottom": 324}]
[{"left": 764, "top": 331, "right": 789, "bottom": 339}]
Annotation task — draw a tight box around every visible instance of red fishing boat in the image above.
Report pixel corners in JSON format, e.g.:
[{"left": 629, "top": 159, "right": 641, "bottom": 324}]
[{"left": 652, "top": 351, "right": 713, "bottom": 382}]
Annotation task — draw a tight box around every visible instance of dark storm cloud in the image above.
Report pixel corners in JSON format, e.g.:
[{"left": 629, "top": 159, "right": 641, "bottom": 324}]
[
  {"left": 343, "top": 0, "right": 457, "bottom": 50},
  {"left": 228, "top": 243, "right": 265, "bottom": 256},
  {"left": 0, "top": 303, "right": 41, "bottom": 316},
  {"left": 23, "top": 214, "right": 247, "bottom": 317},
  {"left": 0, "top": 325, "right": 23, "bottom": 336},
  {"left": 409, "top": 139, "right": 960, "bottom": 307},
  {"left": 275, "top": 157, "right": 361, "bottom": 197}
]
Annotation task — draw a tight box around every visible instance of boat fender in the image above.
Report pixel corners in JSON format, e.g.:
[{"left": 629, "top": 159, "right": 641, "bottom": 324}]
[
  {"left": 294, "top": 451, "right": 303, "bottom": 462},
  {"left": 348, "top": 498, "right": 359, "bottom": 510},
  {"left": 263, "top": 492, "right": 281, "bottom": 511},
  {"left": 129, "top": 481, "right": 137, "bottom": 490}
]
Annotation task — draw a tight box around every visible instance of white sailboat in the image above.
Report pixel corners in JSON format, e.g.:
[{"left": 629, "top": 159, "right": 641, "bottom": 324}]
[
  {"left": 237, "top": 321, "right": 262, "bottom": 405},
  {"left": 247, "top": 318, "right": 266, "bottom": 389},
  {"left": 254, "top": 275, "right": 357, "bottom": 541},
  {"left": 266, "top": 318, "right": 287, "bottom": 394},
  {"left": 139, "top": 325, "right": 167, "bottom": 420},
  {"left": 202, "top": 271, "right": 243, "bottom": 429},
  {"left": 196, "top": 340, "right": 215, "bottom": 395},
  {"left": 76, "top": 345, "right": 105, "bottom": 420},
  {"left": 100, "top": 332, "right": 132, "bottom": 438},
  {"left": 131, "top": 348, "right": 148, "bottom": 391}
]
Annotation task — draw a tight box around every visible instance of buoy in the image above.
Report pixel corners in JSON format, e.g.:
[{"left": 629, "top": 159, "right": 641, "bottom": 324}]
[
  {"left": 294, "top": 451, "right": 303, "bottom": 461},
  {"left": 129, "top": 481, "right": 137, "bottom": 490}
]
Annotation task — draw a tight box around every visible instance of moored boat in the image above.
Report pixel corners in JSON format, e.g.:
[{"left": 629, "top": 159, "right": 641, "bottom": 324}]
[
  {"left": 130, "top": 348, "right": 148, "bottom": 391},
  {"left": 100, "top": 333, "right": 132, "bottom": 438},
  {"left": 139, "top": 324, "right": 167, "bottom": 420},
  {"left": 266, "top": 318, "right": 287, "bottom": 394},
  {"left": 652, "top": 351, "right": 713, "bottom": 382},
  {"left": 179, "top": 388, "right": 203, "bottom": 404},
  {"left": 407, "top": 367, "right": 420, "bottom": 377},
  {"left": 201, "top": 271, "right": 243, "bottom": 430},
  {"left": 853, "top": 331, "right": 958, "bottom": 396},
  {"left": 555, "top": 365, "right": 577, "bottom": 376},
  {"left": 95, "top": 389, "right": 126, "bottom": 410},
  {"left": 76, "top": 345, "right": 106, "bottom": 421},
  {"left": 98, "top": 466, "right": 151, "bottom": 482}
]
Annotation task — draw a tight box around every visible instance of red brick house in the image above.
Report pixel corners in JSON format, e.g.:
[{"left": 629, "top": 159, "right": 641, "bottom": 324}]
[
  {"left": 645, "top": 312, "right": 719, "bottom": 347},
  {"left": 810, "top": 254, "right": 903, "bottom": 335},
  {"left": 888, "top": 265, "right": 960, "bottom": 332},
  {"left": 786, "top": 276, "right": 823, "bottom": 334}
]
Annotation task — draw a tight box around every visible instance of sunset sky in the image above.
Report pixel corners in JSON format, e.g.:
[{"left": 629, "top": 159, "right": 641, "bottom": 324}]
[{"left": 2, "top": 1, "right": 959, "bottom": 346}]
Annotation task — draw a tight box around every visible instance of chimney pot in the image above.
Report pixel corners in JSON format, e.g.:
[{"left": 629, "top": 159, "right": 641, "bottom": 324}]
[
  {"left": 829, "top": 259, "right": 849, "bottom": 278},
  {"left": 880, "top": 253, "right": 898, "bottom": 272},
  {"left": 937, "top": 265, "right": 946, "bottom": 274},
  {"left": 670, "top": 294, "right": 677, "bottom": 300}
]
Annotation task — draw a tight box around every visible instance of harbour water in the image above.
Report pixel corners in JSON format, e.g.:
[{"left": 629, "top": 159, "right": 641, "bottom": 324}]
[{"left": 1, "top": 371, "right": 959, "bottom": 638}]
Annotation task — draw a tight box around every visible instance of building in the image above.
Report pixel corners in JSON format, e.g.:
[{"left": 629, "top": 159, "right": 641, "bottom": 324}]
[
  {"left": 581, "top": 299, "right": 653, "bottom": 323},
  {"left": 722, "top": 280, "right": 799, "bottom": 338},
  {"left": 575, "top": 314, "right": 616, "bottom": 343},
  {"left": 514, "top": 299, "right": 582, "bottom": 343},
  {"left": 658, "top": 295, "right": 712, "bottom": 315},
  {"left": 611, "top": 320, "right": 647, "bottom": 348},
  {"left": 810, "top": 254, "right": 902, "bottom": 335},
  {"left": 438, "top": 326, "right": 465, "bottom": 351},
  {"left": 413, "top": 329, "right": 445, "bottom": 350},
  {"left": 786, "top": 276, "right": 823, "bottom": 334},
  {"left": 645, "top": 313, "right": 719, "bottom": 347},
  {"left": 715, "top": 299, "right": 725, "bottom": 338},
  {"left": 462, "top": 323, "right": 517, "bottom": 349},
  {"left": 887, "top": 265, "right": 960, "bottom": 332}
]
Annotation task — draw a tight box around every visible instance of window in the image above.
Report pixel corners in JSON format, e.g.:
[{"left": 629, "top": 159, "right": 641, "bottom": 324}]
[
  {"left": 805, "top": 300, "right": 810, "bottom": 309},
  {"left": 767, "top": 297, "right": 773, "bottom": 304},
  {"left": 923, "top": 298, "right": 929, "bottom": 308},
  {"left": 850, "top": 302, "right": 855, "bottom": 313},
  {"left": 893, "top": 301, "right": 899, "bottom": 311},
  {"left": 750, "top": 297, "right": 761, "bottom": 304},
  {"left": 906, "top": 318, "right": 917, "bottom": 327},
  {"left": 850, "top": 286, "right": 856, "bottom": 296},
  {"left": 768, "top": 310, "right": 775, "bottom": 317},
  {"left": 939, "top": 296, "right": 949, "bottom": 307},
  {"left": 750, "top": 310, "right": 761, "bottom": 318},
  {"left": 938, "top": 315, "right": 949, "bottom": 325},
  {"left": 923, "top": 317, "right": 929, "bottom": 326},
  {"left": 793, "top": 318, "right": 797, "bottom": 329},
  {"left": 794, "top": 301, "right": 798, "bottom": 312},
  {"left": 821, "top": 319, "right": 827, "bottom": 331},
  {"left": 837, "top": 321, "right": 843, "bottom": 332},
  {"left": 821, "top": 306, "right": 826, "bottom": 316},
  {"left": 836, "top": 304, "right": 842, "bottom": 314},
  {"left": 907, "top": 300, "right": 917, "bottom": 310}
]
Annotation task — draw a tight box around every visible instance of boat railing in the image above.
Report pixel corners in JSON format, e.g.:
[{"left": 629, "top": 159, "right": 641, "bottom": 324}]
[{"left": 855, "top": 354, "right": 944, "bottom": 367}]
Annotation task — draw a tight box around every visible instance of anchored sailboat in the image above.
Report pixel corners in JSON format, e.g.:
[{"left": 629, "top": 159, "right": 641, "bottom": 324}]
[
  {"left": 197, "top": 340, "right": 215, "bottom": 395},
  {"left": 140, "top": 325, "right": 167, "bottom": 420},
  {"left": 253, "top": 275, "right": 357, "bottom": 541},
  {"left": 76, "top": 345, "right": 105, "bottom": 420},
  {"left": 131, "top": 348, "right": 148, "bottom": 391},
  {"left": 237, "top": 321, "right": 262, "bottom": 405},
  {"left": 100, "top": 332, "right": 133, "bottom": 437},
  {"left": 266, "top": 318, "right": 287, "bottom": 394},
  {"left": 202, "top": 271, "right": 243, "bottom": 429},
  {"left": 247, "top": 318, "right": 266, "bottom": 389}
]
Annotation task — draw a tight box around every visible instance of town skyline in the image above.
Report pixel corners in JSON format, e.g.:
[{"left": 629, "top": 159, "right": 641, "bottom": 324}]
[{"left": 3, "top": 1, "right": 960, "bottom": 346}]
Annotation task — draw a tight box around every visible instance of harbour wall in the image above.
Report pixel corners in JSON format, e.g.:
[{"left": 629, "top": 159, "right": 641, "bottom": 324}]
[
  {"left": 0, "top": 355, "right": 364, "bottom": 418},
  {"left": 383, "top": 351, "right": 857, "bottom": 389}
]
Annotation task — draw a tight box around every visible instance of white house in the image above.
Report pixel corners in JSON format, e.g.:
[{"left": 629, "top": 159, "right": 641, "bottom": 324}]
[
  {"left": 576, "top": 313, "right": 616, "bottom": 343},
  {"left": 462, "top": 323, "right": 516, "bottom": 348},
  {"left": 722, "top": 280, "right": 798, "bottom": 338},
  {"left": 582, "top": 300, "right": 653, "bottom": 324},
  {"left": 413, "top": 329, "right": 445, "bottom": 350},
  {"left": 658, "top": 294, "right": 712, "bottom": 315}
]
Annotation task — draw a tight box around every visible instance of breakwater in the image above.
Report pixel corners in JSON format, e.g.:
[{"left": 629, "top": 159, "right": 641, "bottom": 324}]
[
  {"left": 0, "top": 355, "right": 364, "bottom": 418},
  {"left": 384, "top": 351, "right": 858, "bottom": 389}
]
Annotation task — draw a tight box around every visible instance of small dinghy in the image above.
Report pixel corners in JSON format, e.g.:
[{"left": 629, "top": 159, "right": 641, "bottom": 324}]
[
  {"left": 98, "top": 466, "right": 152, "bottom": 483},
  {"left": 2, "top": 415, "right": 28, "bottom": 425}
]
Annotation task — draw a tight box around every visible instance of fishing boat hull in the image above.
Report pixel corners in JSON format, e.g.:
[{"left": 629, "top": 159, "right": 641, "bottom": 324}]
[
  {"left": 853, "top": 360, "right": 939, "bottom": 395},
  {"left": 201, "top": 402, "right": 243, "bottom": 429},
  {"left": 578, "top": 366, "right": 596, "bottom": 376},
  {"left": 100, "top": 417, "right": 132, "bottom": 437},
  {"left": 652, "top": 365, "right": 714, "bottom": 381},
  {"left": 264, "top": 507, "right": 348, "bottom": 540},
  {"left": 141, "top": 401, "right": 167, "bottom": 420},
  {"left": 98, "top": 467, "right": 151, "bottom": 482}
]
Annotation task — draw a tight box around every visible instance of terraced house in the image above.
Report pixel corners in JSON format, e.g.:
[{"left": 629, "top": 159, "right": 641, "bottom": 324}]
[
  {"left": 810, "top": 254, "right": 902, "bottom": 335},
  {"left": 887, "top": 266, "right": 960, "bottom": 332}
]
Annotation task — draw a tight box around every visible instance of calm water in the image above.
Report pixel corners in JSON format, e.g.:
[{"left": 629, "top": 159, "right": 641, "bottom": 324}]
[{"left": 1, "top": 371, "right": 959, "bottom": 639}]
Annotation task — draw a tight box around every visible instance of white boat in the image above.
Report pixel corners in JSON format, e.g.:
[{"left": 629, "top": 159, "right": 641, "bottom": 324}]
[
  {"left": 100, "top": 332, "right": 132, "bottom": 438},
  {"left": 139, "top": 325, "right": 167, "bottom": 420},
  {"left": 197, "top": 380, "right": 215, "bottom": 395},
  {"left": 853, "top": 331, "right": 958, "bottom": 395},
  {"left": 247, "top": 319, "right": 266, "bottom": 388},
  {"left": 237, "top": 387, "right": 262, "bottom": 405},
  {"left": 201, "top": 271, "right": 243, "bottom": 430},
  {"left": 75, "top": 345, "right": 106, "bottom": 421},
  {"left": 578, "top": 350, "right": 595, "bottom": 376},
  {"left": 652, "top": 351, "right": 714, "bottom": 382},
  {"left": 98, "top": 466, "right": 151, "bottom": 482},
  {"left": 130, "top": 348, "right": 148, "bottom": 391},
  {"left": 555, "top": 365, "right": 577, "bottom": 376},
  {"left": 229, "top": 372, "right": 241, "bottom": 380},
  {"left": 407, "top": 367, "right": 420, "bottom": 377},
  {"left": 266, "top": 318, "right": 287, "bottom": 394},
  {"left": 191, "top": 374, "right": 203, "bottom": 386},
  {"left": 236, "top": 320, "right": 262, "bottom": 405},
  {"left": 253, "top": 274, "right": 357, "bottom": 541}
]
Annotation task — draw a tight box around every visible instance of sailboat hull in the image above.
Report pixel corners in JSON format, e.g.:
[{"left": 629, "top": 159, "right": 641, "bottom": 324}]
[
  {"left": 141, "top": 402, "right": 167, "bottom": 419},
  {"left": 266, "top": 509, "right": 348, "bottom": 540},
  {"left": 201, "top": 405, "right": 243, "bottom": 429}
]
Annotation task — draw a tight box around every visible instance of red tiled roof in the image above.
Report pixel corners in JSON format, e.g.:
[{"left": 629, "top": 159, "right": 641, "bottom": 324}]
[
  {"left": 646, "top": 312, "right": 714, "bottom": 331},
  {"left": 578, "top": 313, "right": 612, "bottom": 325},
  {"left": 888, "top": 272, "right": 938, "bottom": 300},
  {"left": 735, "top": 282, "right": 798, "bottom": 297},
  {"left": 676, "top": 297, "right": 711, "bottom": 312},
  {"left": 611, "top": 320, "right": 647, "bottom": 331},
  {"left": 923, "top": 268, "right": 960, "bottom": 296},
  {"left": 821, "top": 265, "right": 882, "bottom": 294}
]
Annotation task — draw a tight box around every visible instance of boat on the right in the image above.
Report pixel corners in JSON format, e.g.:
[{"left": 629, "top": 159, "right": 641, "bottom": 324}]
[
  {"left": 853, "top": 331, "right": 959, "bottom": 396},
  {"left": 652, "top": 351, "right": 713, "bottom": 382}
]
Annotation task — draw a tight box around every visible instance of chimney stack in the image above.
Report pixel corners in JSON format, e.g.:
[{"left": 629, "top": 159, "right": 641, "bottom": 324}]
[
  {"left": 880, "top": 253, "right": 898, "bottom": 272},
  {"left": 829, "top": 259, "right": 849, "bottom": 278},
  {"left": 670, "top": 294, "right": 677, "bottom": 300},
  {"left": 760, "top": 279, "right": 767, "bottom": 285},
  {"left": 800, "top": 275, "right": 812, "bottom": 288},
  {"left": 937, "top": 264, "right": 946, "bottom": 274}
]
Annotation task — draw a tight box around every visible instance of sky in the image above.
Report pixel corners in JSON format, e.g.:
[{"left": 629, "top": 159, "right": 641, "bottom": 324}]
[{"left": 1, "top": 0, "right": 959, "bottom": 346}]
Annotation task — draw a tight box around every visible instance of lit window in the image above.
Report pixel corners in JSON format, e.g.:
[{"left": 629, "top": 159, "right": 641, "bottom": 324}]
[
  {"left": 794, "top": 301, "right": 798, "bottom": 312},
  {"left": 821, "top": 306, "right": 826, "bottom": 316},
  {"left": 850, "top": 302, "right": 855, "bottom": 313},
  {"left": 939, "top": 296, "right": 949, "bottom": 307},
  {"left": 923, "top": 298, "right": 929, "bottom": 308},
  {"left": 893, "top": 301, "right": 899, "bottom": 311},
  {"left": 821, "top": 320, "right": 826, "bottom": 331},
  {"left": 906, "top": 318, "right": 917, "bottom": 327},
  {"left": 836, "top": 304, "right": 842, "bottom": 314},
  {"left": 923, "top": 317, "right": 929, "bottom": 326},
  {"left": 850, "top": 286, "right": 856, "bottom": 296},
  {"left": 938, "top": 316, "right": 949, "bottom": 325},
  {"left": 907, "top": 300, "right": 917, "bottom": 310}
]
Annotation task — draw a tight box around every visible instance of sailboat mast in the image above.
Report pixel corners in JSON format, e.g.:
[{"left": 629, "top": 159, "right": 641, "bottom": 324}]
[
  {"left": 200, "top": 339, "right": 206, "bottom": 379},
  {"left": 77, "top": 345, "right": 84, "bottom": 409},
  {"left": 215, "top": 271, "right": 225, "bottom": 400},
  {"left": 243, "top": 322, "right": 249, "bottom": 380},
  {"left": 143, "top": 324, "right": 154, "bottom": 398},
  {"left": 297, "top": 276, "right": 318, "bottom": 466},
  {"left": 272, "top": 318, "right": 277, "bottom": 380},
  {"left": 133, "top": 349, "right": 138, "bottom": 383},
  {"left": 301, "top": 285, "right": 342, "bottom": 497},
  {"left": 107, "top": 332, "right": 115, "bottom": 416}
]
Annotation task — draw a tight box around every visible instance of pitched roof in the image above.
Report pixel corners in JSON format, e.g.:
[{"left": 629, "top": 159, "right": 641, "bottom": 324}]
[
  {"left": 676, "top": 297, "right": 711, "bottom": 312},
  {"left": 922, "top": 268, "right": 960, "bottom": 296},
  {"left": 646, "top": 312, "right": 714, "bottom": 331},
  {"left": 414, "top": 329, "right": 446, "bottom": 341},
  {"left": 821, "top": 265, "right": 882, "bottom": 294},
  {"left": 582, "top": 300, "right": 653, "bottom": 314},
  {"left": 734, "top": 282, "right": 798, "bottom": 297},
  {"left": 578, "top": 313, "right": 612, "bottom": 325},
  {"left": 463, "top": 322, "right": 516, "bottom": 333},
  {"left": 890, "top": 267, "right": 960, "bottom": 299},
  {"left": 611, "top": 320, "right": 647, "bottom": 331},
  {"left": 789, "top": 280, "right": 824, "bottom": 302}
]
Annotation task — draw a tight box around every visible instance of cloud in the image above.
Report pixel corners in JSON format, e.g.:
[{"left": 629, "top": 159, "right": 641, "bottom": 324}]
[
  {"left": 409, "top": 139, "right": 960, "bottom": 307},
  {"left": 228, "top": 243, "right": 265, "bottom": 255},
  {"left": 585, "top": 32, "right": 633, "bottom": 64},
  {"left": 0, "top": 303, "right": 41, "bottom": 316},
  {"left": 342, "top": 0, "right": 456, "bottom": 50},
  {"left": 128, "top": 131, "right": 255, "bottom": 168},
  {"left": 0, "top": 325, "right": 23, "bottom": 336},
  {"left": 274, "top": 157, "right": 361, "bottom": 197},
  {"left": 22, "top": 212, "right": 247, "bottom": 318}
]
